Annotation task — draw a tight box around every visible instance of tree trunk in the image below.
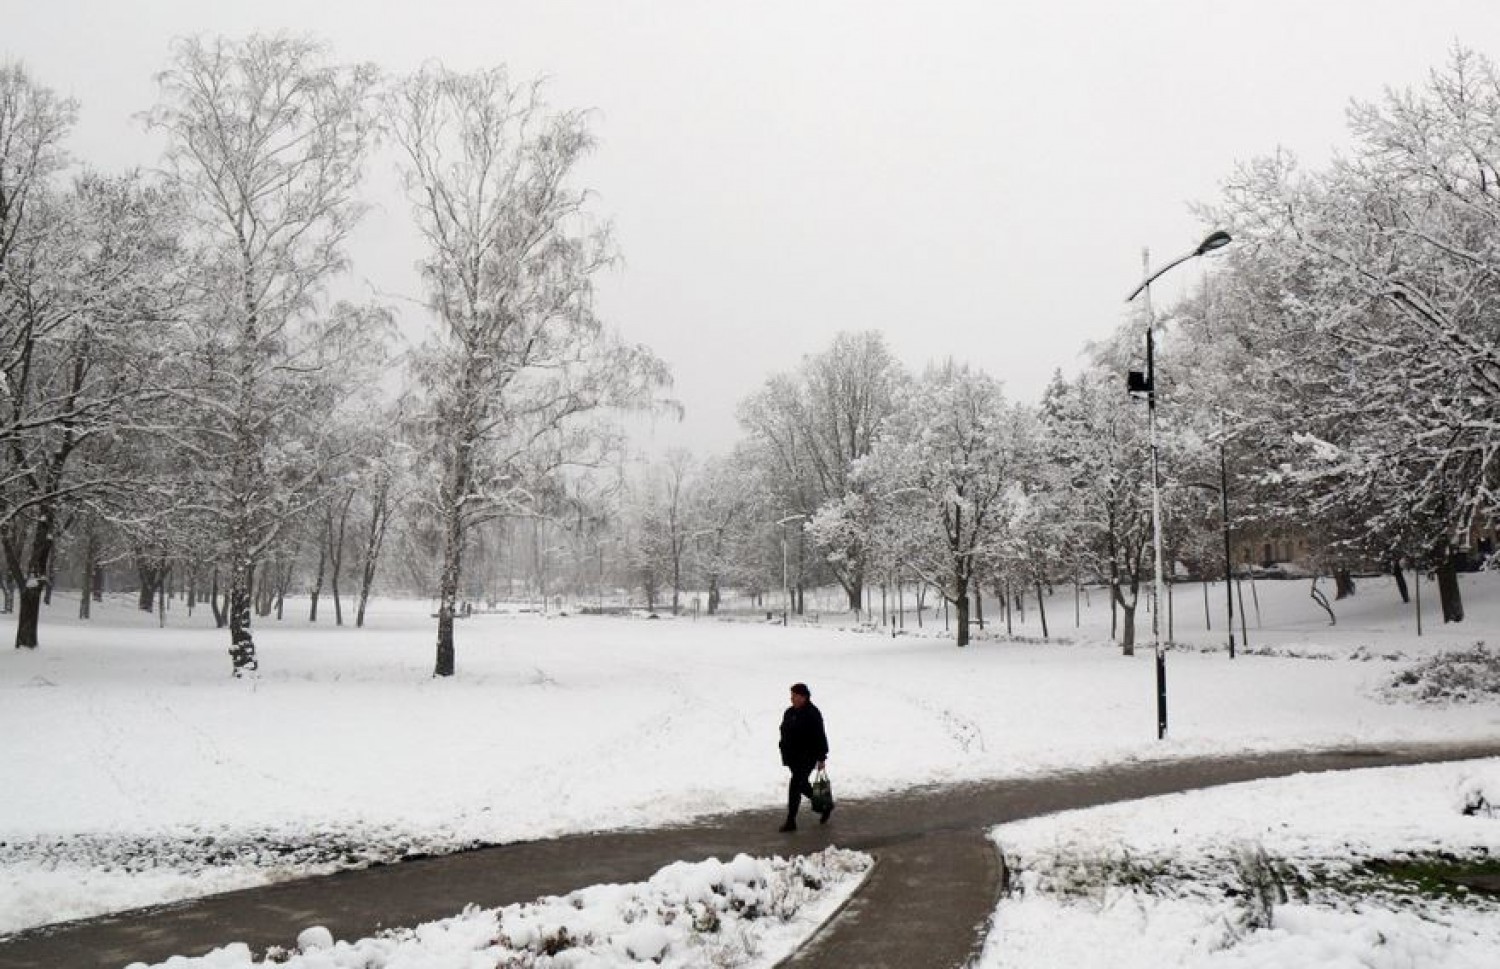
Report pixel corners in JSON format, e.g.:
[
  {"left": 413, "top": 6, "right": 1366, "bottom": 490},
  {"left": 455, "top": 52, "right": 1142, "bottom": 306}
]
[
  {"left": 274, "top": 560, "right": 288, "bottom": 621},
  {"left": 255, "top": 560, "right": 274, "bottom": 617},
  {"left": 79, "top": 527, "right": 98, "bottom": 620},
  {"left": 846, "top": 580, "right": 862, "bottom": 614},
  {"left": 227, "top": 278, "right": 261, "bottom": 674},
  {"left": 328, "top": 490, "right": 353, "bottom": 626},
  {"left": 136, "top": 576, "right": 155, "bottom": 612},
  {"left": 1114, "top": 574, "right": 1138, "bottom": 656},
  {"left": 331, "top": 559, "right": 344, "bottom": 626},
  {"left": 226, "top": 506, "right": 258, "bottom": 674},
  {"left": 955, "top": 580, "right": 970, "bottom": 647},
  {"left": 228, "top": 556, "right": 257, "bottom": 675},
  {"left": 355, "top": 477, "right": 392, "bottom": 629},
  {"left": 309, "top": 541, "right": 326, "bottom": 622},
  {"left": 1310, "top": 577, "right": 1336, "bottom": 625},
  {"left": 1334, "top": 569, "right": 1356, "bottom": 600},
  {"left": 15, "top": 582, "right": 42, "bottom": 649},
  {"left": 1391, "top": 556, "right": 1410, "bottom": 604},
  {"left": 435, "top": 532, "right": 461, "bottom": 668},
  {"left": 434, "top": 426, "right": 474, "bottom": 677},
  {"left": 1119, "top": 603, "right": 1136, "bottom": 654},
  {"left": 707, "top": 574, "right": 720, "bottom": 615},
  {"left": 13, "top": 511, "right": 58, "bottom": 648},
  {"left": 1036, "top": 580, "right": 1049, "bottom": 640},
  {"left": 135, "top": 555, "right": 163, "bottom": 612},
  {"left": 210, "top": 568, "right": 226, "bottom": 628},
  {"left": 79, "top": 567, "right": 93, "bottom": 619},
  {"left": 1437, "top": 553, "right": 1465, "bottom": 623}
]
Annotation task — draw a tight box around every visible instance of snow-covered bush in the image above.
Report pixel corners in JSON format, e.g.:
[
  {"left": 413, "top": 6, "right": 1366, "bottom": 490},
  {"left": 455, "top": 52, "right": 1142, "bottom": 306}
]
[
  {"left": 129, "top": 847, "right": 872, "bottom": 968},
  {"left": 1381, "top": 643, "right": 1500, "bottom": 704},
  {"left": 1456, "top": 766, "right": 1500, "bottom": 818}
]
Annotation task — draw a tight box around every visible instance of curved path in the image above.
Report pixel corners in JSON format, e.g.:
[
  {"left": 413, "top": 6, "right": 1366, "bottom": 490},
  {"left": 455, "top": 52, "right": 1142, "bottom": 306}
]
[{"left": 4, "top": 740, "right": 1499, "bottom": 969}]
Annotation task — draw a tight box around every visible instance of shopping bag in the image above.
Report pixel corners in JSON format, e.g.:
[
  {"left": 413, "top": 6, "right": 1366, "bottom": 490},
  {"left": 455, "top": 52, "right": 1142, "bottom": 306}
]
[{"left": 810, "top": 768, "right": 834, "bottom": 814}]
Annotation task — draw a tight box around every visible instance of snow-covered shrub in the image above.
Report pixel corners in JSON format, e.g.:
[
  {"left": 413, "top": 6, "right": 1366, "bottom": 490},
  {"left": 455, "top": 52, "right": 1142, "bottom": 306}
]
[
  {"left": 1381, "top": 643, "right": 1500, "bottom": 704},
  {"left": 1455, "top": 767, "right": 1500, "bottom": 818},
  {"left": 294, "top": 926, "right": 333, "bottom": 952},
  {"left": 1228, "top": 844, "right": 1289, "bottom": 933},
  {"left": 134, "top": 847, "right": 872, "bottom": 967},
  {"left": 997, "top": 847, "right": 1174, "bottom": 911},
  {"left": 1000, "top": 840, "right": 1300, "bottom": 934}
]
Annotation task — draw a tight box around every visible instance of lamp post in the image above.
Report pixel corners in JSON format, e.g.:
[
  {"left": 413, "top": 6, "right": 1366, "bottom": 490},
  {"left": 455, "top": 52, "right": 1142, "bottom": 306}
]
[
  {"left": 777, "top": 513, "right": 808, "bottom": 624},
  {"left": 1126, "top": 229, "right": 1232, "bottom": 739}
]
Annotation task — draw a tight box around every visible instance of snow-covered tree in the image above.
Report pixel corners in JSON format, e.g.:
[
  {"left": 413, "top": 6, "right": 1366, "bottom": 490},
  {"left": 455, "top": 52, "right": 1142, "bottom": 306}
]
[
  {"left": 858, "top": 360, "right": 1024, "bottom": 647},
  {"left": 1041, "top": 356, "right": 1156, "bottom": 653},
  {"left": 149, "top": 35, "right": 380, "bottom": 674},
  {"left": 684, "top": 448, "right": 761, "bottom": 615},
  {"left": 1193, "top": 47, "right": 1500, "bottom": 623},
  {"left": 739, "top": 331, "right": 906, "bottom": 613},
  {"left": 387, "top": 64, "right": 670, "bottom": 676},
  {"left": 2, "top": 157, "right": 185, "bottom": 648},
  {"left": 351, "top": 397, "right": 413, "bottom": 627}
]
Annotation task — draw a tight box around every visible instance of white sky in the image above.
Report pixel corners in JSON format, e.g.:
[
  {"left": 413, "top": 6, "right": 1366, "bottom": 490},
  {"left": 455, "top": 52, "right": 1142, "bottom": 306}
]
[{"left": 7, "top": 1, "right": 1500, "bottom": 454}]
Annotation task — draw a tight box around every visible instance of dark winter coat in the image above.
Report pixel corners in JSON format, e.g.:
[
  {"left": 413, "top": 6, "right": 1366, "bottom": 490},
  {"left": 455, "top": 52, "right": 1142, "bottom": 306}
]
[{"left": 779, "top": 701, "right": 829, "bottom": 768}]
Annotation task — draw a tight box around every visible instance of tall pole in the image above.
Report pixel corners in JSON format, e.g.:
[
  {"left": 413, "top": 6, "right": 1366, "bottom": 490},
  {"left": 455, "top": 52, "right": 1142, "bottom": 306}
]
[
  {"left": 1128, "top": 230, "right": 1231, "bottom": 738},
  {"left": 1142, "top": 248, "right": 1168, "bottom": 740},
  {"left": 1220, "top": 435, "right": 1236, "bottom": 659}
]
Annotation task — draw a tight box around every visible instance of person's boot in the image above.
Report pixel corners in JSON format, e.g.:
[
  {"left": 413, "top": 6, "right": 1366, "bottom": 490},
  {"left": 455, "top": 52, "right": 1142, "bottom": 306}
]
[
  {"left": 778, "top": 818, "right": 796, "bottom": 832},
  {"left": 819, "top": 803, "right": 834, "bottom": 825}
]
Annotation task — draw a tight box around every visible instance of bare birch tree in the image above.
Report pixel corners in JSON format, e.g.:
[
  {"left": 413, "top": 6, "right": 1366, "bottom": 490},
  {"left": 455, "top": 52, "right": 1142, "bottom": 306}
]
[
  {"left": 387, "top": 65, "right": 670, "bottom": 677},
  {"left": 148, "top": 35, "right": 378, "bottom": 675}
]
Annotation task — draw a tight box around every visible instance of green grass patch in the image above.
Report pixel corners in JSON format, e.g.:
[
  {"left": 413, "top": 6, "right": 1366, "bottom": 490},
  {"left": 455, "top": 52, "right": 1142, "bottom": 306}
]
[{"left": 1357, "top": 852, "right": 1500, "bottom": 900}]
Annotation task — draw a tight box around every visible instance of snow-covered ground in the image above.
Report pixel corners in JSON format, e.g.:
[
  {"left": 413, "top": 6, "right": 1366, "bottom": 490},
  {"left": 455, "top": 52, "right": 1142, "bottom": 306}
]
[
  {"left": 978, "top": 760, "right": 1500, "bottom": 969},
  {"left": 2, "top": 572, "right": 1499, "bottom": 964}
]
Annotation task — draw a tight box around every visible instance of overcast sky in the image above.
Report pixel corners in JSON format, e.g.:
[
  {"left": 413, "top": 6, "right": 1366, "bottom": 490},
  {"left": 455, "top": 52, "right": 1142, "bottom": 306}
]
[{"left": 8, "top": 1, "right": 1500, "bottom": 457}]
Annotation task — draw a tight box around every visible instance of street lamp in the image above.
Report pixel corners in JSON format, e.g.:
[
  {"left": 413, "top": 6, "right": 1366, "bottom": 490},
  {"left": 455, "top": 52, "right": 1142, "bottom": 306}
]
[
  {"left": 777, "top": 513, "right": 808, "bottom": 625},
  {"left": 1126, "top": 229, "right": 1232, "bottom": 740}
]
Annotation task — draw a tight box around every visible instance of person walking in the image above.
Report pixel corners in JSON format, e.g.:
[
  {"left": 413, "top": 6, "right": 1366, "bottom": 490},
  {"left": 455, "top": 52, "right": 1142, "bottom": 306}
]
[{"left": 778, "top": 682, "right": 831, "bottom": 831}]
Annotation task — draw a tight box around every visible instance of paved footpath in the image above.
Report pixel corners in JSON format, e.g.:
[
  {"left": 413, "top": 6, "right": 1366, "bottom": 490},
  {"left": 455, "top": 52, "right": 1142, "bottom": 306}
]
[{"left": 4, "top": 740, "right": 1499, "bottom": 969}]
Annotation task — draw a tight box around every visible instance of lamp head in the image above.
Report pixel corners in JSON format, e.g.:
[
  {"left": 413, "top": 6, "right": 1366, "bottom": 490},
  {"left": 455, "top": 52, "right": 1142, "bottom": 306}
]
[{"left": 1196, "top": 230, "right": 1232, "bottom": 255}]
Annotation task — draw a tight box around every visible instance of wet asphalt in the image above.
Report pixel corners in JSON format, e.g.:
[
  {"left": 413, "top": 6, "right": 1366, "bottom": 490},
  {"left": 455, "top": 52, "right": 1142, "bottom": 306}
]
[{"left": 3, "top": 739, "right": 1499, "bottom": 969}]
